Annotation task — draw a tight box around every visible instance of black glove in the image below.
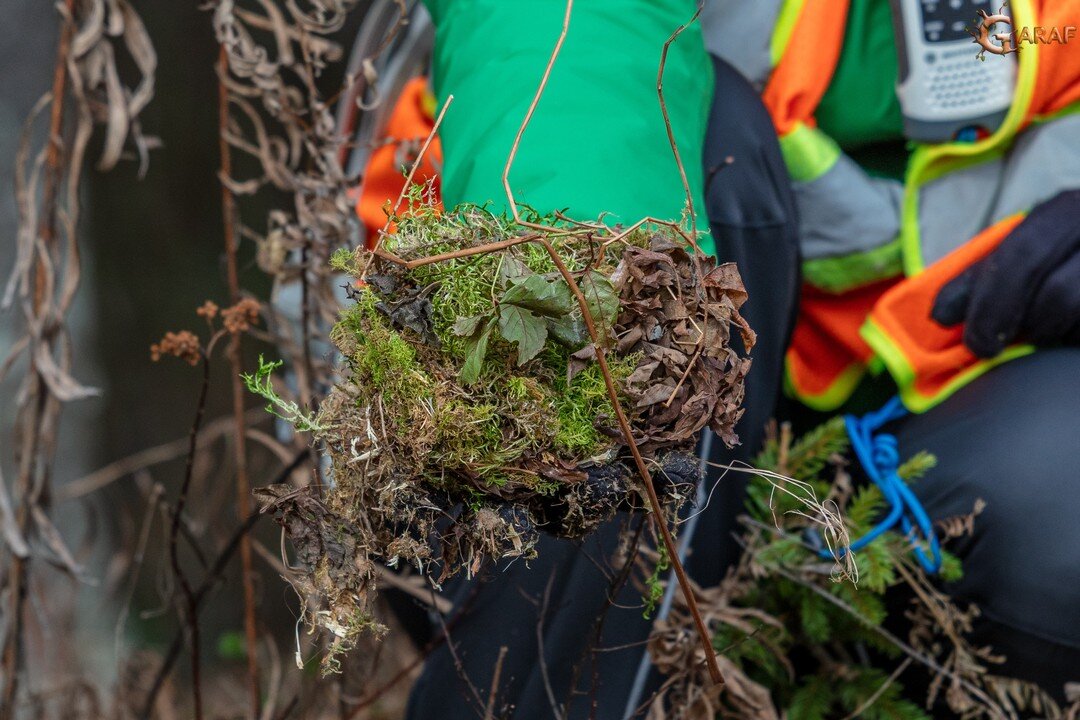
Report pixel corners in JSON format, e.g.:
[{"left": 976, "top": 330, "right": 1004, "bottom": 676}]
[{"left": 932, "top": 189, "right": 1080, "bottom": 358}]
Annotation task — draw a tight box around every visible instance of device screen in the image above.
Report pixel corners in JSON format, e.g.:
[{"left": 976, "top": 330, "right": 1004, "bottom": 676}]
[{"left": 920, "top": 0, "right": 992, "bottom": 43}]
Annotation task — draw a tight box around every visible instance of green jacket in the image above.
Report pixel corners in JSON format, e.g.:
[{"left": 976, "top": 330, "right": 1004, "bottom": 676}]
[{"left": 423, "top": 0, "right": 714, "bottom": 252}]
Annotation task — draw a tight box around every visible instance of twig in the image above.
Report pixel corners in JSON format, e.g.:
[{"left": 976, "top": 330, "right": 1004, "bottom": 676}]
[
  {"left": 572, "top": 517, "right": 645, "bottom": 719},
  {"left": 484, "top": 646, "right": 508, "bottom": 720},
  {"left": 767, "top": 563, "right": 1006, "bottom": 718},
  {"left": 168, "top": 354, "right": 212, "bottom": 720},
  {"left": 500, "top": 0, "right": 572, "bottom": 227},
  {"left": 138, "top": 451, "right": 309, "bottom": 720},
  {"left": 344, "top": 584, "right": 482, "bottom": 720},
  {"left": 840, "top": 657, "right": 913, "bottom": 720},
  {"left": 218, "top": 43, "right": 262, "bottom": 717},
  {"left": 114, "top": 478, "right": 165, "bottom": 671},
  {"left": 360, "top": 93, "right": 454, "bottom": 282},
  {"left": 428, "top": 583, "right": 486, "bottom": 718},
  {"left": 656, "top": 2, "right": 704, "bottom": 239},
  {"left": 537, "top": 571, "right": 567, "bottom": 720},
  {"left": 56, "top": 410, "right": 264, "bottom": 501}
]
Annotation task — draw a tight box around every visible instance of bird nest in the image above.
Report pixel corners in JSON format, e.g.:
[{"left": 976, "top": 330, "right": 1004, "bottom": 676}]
[{"left": 257, "top": 205, "right": 753, "bottom": 665}]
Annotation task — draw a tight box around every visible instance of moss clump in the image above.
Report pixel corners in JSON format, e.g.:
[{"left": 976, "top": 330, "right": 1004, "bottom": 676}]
[{"left": 260, "top": 201, "right": 751, "bottom": 654}]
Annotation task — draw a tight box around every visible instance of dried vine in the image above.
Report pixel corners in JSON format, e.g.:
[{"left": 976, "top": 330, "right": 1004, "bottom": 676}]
[{"left": 0, "top": 0, "right": 156, "bottom": 715}]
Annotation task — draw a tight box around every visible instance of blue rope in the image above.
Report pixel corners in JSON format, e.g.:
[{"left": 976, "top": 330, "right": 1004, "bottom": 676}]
[{"left": 816, "top": 395, "right": 942, "bottom": 573}]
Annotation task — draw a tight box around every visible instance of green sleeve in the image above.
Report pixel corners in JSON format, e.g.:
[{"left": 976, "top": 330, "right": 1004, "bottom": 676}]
[{"left": 423, "top": 0, "right": 714, "bottom": 249}]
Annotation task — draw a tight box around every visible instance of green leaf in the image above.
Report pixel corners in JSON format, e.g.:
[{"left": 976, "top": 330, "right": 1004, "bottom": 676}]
[
  {"left": 756, "top": 536, "right": 806, "bottom": 567},
  {"left": 580, "top": 270, "right": 619, "bottom": 332},
  {"left": 785, "top": 416, "right": 850, "bottom": 481},
  {"left": 547, "top": 314, "right": 586, "bottom": 346},
  {"left": 452, "top": 314, "right": 486, "bottom": 337},
  {"left": 460, "top": 318, "right": 495, "bottom": 385},
  {"left": 839, "top": 668, "right": 930, "bottom": 720},
  {"left": 832, "top": 581, "right": 887, "bottom": 627},
  {"left": 242, "top": 355, "right": 325, "bottom": 433},
  {"left": 498, "top": 305, "right": 548, "bottom": 365},
  {"left": 846, "top": 484, "right": 885, "bottom": 534},
  {"left": 499, "top": 256, "right": 532, "bottom": 286},
  {"left": 897, "top": 450, "right": 937, "bottom": 483},
  {"left": 501, "top": 274, "right": 573, "bottom": 317}
]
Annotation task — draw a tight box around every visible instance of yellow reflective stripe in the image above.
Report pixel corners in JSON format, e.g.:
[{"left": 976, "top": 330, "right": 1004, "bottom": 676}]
[
  {"left": 802, "top": 239, "right": 902, "bottom": 294},
  {"left": 421, "top": 84, "right": 438, "bottom": 120},
  {"left": 902, "top": 0, "right": 1039, "bottom": 275},
  {"left": 783, "top": 356, "right": 866, "bottom": 412},
  {"left": 860, "top": 318, "right": 1035, "bottom": 413},
  {"left": 1031, "top": 99, "right": 1080, "bottom": 125},
  {"left": 770, "top": 0, "right": 807, "bottom": 67},
  {"left": 779, "top": 122, "right": 841, "bottom": 182}
]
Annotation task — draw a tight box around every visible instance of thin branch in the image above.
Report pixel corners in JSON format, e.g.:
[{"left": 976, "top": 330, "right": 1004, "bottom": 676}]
[
  {"left": 361, "top": 93, "right": 454, "bottom": 281},
  {"left": 56, "top": 409, "right": 265, "bottom": 502},
  {"left": 428, "top": 583, "right": 486, "bottom": 718},
  {"left": 484, "top": 646, "right": 508, "bottom": 720},
  {"left": 840, "top": 657, "right": 913, "bottom": 720},
  {"left": 168, "top": 353, "right": 212, "bottom": 720},
  {"left": 501, "top": 0, "right": 572, "bottom": 225},
  {"left": 656, "top": 2, "right": 703, "bottom": 239},
  {"left": 138, "top": 452, "right": 309, "bottom": 720},
  {"left": 536, "top": 571, "right": 567, "bottom": 720},
  {"left": 344, "top": 584, "right": 482, "bottom": 720},
  {"left": 767, "top": 563, "right": 1006, "bottom": 718}
]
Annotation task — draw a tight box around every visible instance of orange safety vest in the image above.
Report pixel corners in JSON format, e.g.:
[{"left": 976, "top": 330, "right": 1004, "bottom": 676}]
[
  {"left": 760, "top": 0, "right": 1080, "bottom": 412},
  {"left": 355, "top": 77, "right": 442, "bottom": 246}
]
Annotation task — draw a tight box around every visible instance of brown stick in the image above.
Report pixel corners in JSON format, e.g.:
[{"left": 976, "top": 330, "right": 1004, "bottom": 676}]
[
  {"left": 169, "top": 354, "right": 212, "bottom": 720},
  {"left": 377, "top": 95, "right": 454, "bottom": 246},
  {"left": 138, "top": 452, "right": 308, "bottom": 720},
  {"left": 360, "top": 94, "right": 455, "bottom": 282},
  {"left": 657, "top": 3, "right": 703, "bottom": 240},
  {"left": 497, "top": 0, "right": 723, "bottom": 686},
  {"left": 484, "top": 646, "right": 509, "bottom": 720},
  {"left": 218, "top": 45, "right": 261, "bottom": 718},
  {"left": 538, "top": 242, "right": 724, "bottom": 686},
  {"left": 500, "top": 0, "right": 573, "bottom": 226}
]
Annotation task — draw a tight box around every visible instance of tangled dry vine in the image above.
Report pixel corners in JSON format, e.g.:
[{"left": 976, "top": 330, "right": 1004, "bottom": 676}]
[{"left": 1, "top": 1, "right": 156, "bottom": 716}]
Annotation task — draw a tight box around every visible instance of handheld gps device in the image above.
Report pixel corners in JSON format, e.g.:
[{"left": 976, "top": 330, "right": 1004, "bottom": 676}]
[{"left": 890, "top": 0, "right": 1017, "bottom": 143}]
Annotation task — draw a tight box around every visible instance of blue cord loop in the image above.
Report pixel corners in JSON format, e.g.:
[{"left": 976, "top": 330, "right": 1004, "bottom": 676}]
[{"left": 817, "top": 395, "right": 942, "bottom": 574}]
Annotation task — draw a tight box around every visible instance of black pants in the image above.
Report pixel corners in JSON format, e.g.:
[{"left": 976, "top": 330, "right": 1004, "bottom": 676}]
[
  {"left": 897, "top": 348, "right": 1080, "bottom": 695},
  {"left": 405, "top": 57, "right": 1080, "bottom": 718}
]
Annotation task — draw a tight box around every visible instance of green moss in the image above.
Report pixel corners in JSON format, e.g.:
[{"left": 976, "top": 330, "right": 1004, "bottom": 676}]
[
  {"left": 327, "top": 207, "right": 666, "bottom": 486},
  {"left": 434, "top": 399, "right": 505, "bottom": 467},
  {"left": 552, "top": 352, "right": 639, "bottom": 456},
  {"left": 333, "top": 287, "right": 432, "bottom": 417},
  {"left": 330, "top": 246, "right": 356, "bottom": 274}
]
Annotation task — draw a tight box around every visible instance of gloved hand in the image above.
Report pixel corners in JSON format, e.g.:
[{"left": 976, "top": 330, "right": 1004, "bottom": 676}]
[{"left": 931, "top": 189, "right": 1080, "bottom": 358}]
